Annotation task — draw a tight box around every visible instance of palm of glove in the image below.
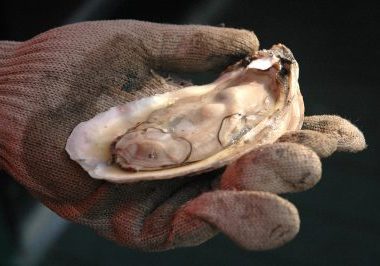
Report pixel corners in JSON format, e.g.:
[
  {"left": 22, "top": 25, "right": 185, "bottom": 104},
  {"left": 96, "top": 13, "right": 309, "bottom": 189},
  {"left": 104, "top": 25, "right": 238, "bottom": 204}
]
[{"left": 0, "top": 20, "right": 366, "bottom": 251}]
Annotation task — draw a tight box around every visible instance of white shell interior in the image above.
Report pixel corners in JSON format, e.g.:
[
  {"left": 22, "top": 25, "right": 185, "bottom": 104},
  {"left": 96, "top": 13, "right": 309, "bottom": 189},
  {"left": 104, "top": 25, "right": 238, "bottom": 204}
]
[{"left": 66, "top": 44, "right": 304, "bottom": 183}]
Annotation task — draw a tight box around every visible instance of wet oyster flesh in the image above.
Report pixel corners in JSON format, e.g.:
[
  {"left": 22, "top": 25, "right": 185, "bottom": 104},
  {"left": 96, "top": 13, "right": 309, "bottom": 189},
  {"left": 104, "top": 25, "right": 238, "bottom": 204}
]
[{"left": 66, "top": 44, "right": 304, "bottom": 183}]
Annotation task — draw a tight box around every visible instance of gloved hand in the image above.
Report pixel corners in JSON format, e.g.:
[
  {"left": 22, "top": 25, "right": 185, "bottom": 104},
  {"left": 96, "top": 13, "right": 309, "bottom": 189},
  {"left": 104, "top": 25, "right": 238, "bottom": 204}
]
[{"left": 0, "top": 20, "right": 365, "bottom": 251}]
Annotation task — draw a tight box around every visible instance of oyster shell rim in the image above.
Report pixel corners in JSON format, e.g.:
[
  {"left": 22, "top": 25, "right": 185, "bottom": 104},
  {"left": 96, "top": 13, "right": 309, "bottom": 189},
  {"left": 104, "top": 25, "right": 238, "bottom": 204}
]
[{"left": 65, "top": 44, "right": 304, "bottom": 183}]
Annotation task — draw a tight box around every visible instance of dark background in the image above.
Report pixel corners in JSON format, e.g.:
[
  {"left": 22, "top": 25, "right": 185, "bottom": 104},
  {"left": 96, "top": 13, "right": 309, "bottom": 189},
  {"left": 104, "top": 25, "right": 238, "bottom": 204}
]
[{"left": 0, "top": 0, "right": 379, "bottom": 265}]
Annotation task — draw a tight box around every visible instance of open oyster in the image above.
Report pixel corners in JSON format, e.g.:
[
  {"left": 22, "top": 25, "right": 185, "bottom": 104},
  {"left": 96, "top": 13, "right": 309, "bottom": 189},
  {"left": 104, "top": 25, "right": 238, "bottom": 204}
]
[{"left": 66, "top": 44, "right": 304, "bottom": 183}]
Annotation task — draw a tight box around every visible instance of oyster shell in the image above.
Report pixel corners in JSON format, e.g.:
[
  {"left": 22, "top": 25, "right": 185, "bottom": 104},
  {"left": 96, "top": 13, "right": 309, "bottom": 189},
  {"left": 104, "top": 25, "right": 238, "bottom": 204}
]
[{"left": 66, "top": 44, "right": 304, "bottom": 183}]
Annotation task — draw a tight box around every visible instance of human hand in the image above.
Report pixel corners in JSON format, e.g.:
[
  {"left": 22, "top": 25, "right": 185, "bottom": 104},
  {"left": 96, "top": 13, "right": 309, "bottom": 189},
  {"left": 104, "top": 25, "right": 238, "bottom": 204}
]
[{"left": 0, "top": 20, "right": 365, "bottom": 251}]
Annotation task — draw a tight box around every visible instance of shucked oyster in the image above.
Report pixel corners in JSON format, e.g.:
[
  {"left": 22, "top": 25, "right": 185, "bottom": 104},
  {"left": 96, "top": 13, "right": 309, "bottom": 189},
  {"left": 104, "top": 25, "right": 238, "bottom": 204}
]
[{"left": 66, "top": 44, "right": 304, "bottom": 183}]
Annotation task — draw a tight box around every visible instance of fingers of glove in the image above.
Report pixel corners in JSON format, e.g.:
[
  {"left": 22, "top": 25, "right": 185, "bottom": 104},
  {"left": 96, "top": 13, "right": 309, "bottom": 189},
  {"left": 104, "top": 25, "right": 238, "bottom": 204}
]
[
  {"left": 277, "top": 130, "right": 337, "bottom": 158},
  {"left": 220, "top": 143, "right": 321, "bottom": 193},
  {"left": 183, "top": 190, "right": 299, "bottom": 250},
  {"left": 111, "top": 20, "right": 259, "bottom": 73},
  {"left": 20, "top": 20, "right": 258, "bottom": 73},
  {"left": 302, "top": 115, "right": 366, "bottom": 152},
  {"left": 154, "top": 24, "right": 259, "bottom": 72}
]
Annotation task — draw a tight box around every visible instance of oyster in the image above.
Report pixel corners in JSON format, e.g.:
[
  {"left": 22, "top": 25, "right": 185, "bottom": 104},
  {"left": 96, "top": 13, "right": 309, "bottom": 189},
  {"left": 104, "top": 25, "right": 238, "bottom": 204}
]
[{"left": 66, "top": 44, "right": 304, "bottom": 183}]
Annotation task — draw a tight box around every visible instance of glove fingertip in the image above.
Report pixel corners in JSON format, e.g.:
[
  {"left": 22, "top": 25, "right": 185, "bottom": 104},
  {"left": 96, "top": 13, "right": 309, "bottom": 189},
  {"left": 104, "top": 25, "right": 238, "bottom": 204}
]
[
  {"left": 335, "top": 118, "right": 367, "bottom": 152},
  {"left": 185, "top": 191, "right": 300, "bottom": 250},
  {"left": 303, "top": 115, "right": 367, "bottom": 153}
]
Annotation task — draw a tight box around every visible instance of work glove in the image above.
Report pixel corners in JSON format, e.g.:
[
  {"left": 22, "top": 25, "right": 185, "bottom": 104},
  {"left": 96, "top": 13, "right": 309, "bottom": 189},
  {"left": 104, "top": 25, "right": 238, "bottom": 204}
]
[{"left": 0, "top": 20, "right": 366, "bottom": 251}]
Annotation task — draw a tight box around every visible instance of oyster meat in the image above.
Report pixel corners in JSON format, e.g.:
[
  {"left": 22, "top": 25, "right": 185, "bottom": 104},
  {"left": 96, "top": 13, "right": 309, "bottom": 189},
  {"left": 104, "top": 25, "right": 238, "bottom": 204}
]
[{"left": 66, "top": 44, "right": 304, "bottom": 183}]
